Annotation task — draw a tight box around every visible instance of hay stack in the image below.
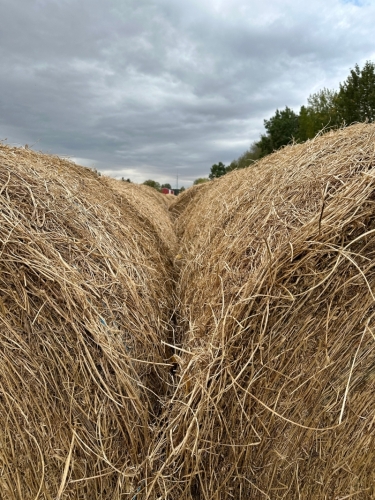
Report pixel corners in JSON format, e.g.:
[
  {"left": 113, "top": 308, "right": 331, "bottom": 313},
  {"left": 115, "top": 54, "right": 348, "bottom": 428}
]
[
  {"left": 146, "top": 124, "right": 375, "bottom": 499},
  {"left": 0, "top": 145, "right": 176, "bottom": 498},
  {"left": 168, "top": 182, "right": 212, "bottom": 221},
  {"left": 103, "top": 178, "right": 170, "bottom": 212},
  {"left": 164, "top": 193, "right": 176, "bottom": 206},
  {"left": 99, "top": 177, "right": 175, "bottom": 252}
]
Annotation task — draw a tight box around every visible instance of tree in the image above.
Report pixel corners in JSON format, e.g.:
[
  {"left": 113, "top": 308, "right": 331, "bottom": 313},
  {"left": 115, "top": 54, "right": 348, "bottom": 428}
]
[
  {"left": 209, "top": 162, "right": 226, "bottom": 179},
  {"left": 193, "top": 177, "right": 209, "bottom": 185},
  {"left": 179, "top": 186, "right": 186, "bottom": 193},
  {"left": 143, "top": 179, "right": 161, "bottom": 191},
  {"left": 256, "top": 106, "right": 299, "bottom": 157},
  {"left": 336, "top": 61, "right": 375, "bottom": 124},
  {"left": 161, "top": 183, "right": 172, "bottom": 189},
  {"left": 298, "top": 88, "right": 339, "bottom": 141}
]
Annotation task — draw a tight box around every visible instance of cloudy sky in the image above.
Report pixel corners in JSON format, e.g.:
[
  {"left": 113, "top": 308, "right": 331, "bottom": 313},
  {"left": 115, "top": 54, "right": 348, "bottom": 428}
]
[{"left": 1, "top": 0, "right": 374, "bottom": 187}]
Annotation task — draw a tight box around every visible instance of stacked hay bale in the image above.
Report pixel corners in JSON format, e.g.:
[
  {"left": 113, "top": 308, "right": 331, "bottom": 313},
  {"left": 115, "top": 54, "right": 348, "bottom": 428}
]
[
  {"left": 146, "top": 124, "right": 375, "bottom": 499},
  {"left": 0, "top": 145, "right": 177, "bottom": 499}
]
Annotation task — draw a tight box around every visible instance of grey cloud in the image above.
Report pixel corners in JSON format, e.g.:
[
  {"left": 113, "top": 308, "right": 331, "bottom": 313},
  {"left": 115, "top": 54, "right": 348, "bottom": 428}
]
[{"left": 1, "top": 0, "right": 375, "bottom": 186}]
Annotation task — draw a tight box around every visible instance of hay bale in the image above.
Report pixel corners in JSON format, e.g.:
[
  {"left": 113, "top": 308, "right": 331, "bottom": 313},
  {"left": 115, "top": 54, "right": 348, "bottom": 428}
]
[
  {"left": 168, "top": 182, "right": 212, "bottom": 222},
  {"left": 0, "top": 145, "right": 177, "bottom": 498},
  {"left": 146, "top": 124, "right": 375, "bottom": 498},
  {"left": 164, "top": 193, "right": 176, "bottom": 206},
  {"left": 99, "top": 177, "right": 175, "bottom": 252},
  {"left": 138, "top": 182, "right": 170, "bottom": 209},
  {"left": 101, "top": 178, "right": 170, "bottom": 210}
]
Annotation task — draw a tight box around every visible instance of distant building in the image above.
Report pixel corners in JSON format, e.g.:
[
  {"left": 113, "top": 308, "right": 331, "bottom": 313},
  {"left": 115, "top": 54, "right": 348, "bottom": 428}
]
[{"left": 161, "top": 187, "right": 175, "bottom": 195}]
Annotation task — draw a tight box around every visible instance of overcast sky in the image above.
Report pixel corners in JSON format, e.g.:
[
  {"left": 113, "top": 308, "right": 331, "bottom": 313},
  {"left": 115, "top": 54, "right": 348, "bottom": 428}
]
[{"left": 1, "top": 0, "right": 374, "bottom": 187}]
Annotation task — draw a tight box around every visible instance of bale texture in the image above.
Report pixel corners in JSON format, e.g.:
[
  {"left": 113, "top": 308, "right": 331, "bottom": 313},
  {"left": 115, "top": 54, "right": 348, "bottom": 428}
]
[
  {"left": 164, "top": 193, "right": 176, "bottom": 206},
  {"left": 103, "top": 178, "right": 170, "bottom": 212},
  {"left": 146, "top": 124, "right": 375, "bottom": 499},
  {"left": 0, "top": 145, "right": 176, "bottom": 499},
  {"left": 168, "top": 182, "right": 212, "bottom": 221},
  {"left": 99, "top": 176, "right": 174, "bottom": 252}
]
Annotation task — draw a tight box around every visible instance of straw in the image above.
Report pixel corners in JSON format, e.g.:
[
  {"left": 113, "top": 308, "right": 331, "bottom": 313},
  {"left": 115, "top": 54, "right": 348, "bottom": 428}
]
[
  {"left": 146, "top": 123, "right": 375, "bottom": 499},
  {"left": 0, "top": 145, "right": 177, "bottom": 499}
]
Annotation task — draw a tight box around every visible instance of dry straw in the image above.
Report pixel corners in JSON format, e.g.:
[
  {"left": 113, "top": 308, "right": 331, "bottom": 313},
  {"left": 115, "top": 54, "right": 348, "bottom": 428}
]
[
  {"left": 168, "top": 182, "right": 212, "bottom": 221},
  {"left": 99, "top": 176, "right": 175, "bottom": 252},
  {"left": 106, "top": 178, "right": 170, "bottom": 212},
  {"left": 0, "top": 145, "right": 177, "bottom": 499},
  {"left": 145, "top": 124, "right": 375, "bottom": 499},
  {"left": 5, "top": 123, "right": 375, "bottom": 499},
  {"left": 164, "top": 193, "right": 176, "bottom": 206}
]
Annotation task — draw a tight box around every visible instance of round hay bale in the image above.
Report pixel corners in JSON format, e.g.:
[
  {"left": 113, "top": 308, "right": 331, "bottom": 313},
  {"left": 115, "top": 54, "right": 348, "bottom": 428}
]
[
  {"left": 138, "top": 182, "right": 170, "bottom": 209},
  {"left": 99, "top": 177, "right": 176, "bottom": 253},
  {"left": 0, "top": 145, "right": 176, "bottom": 498},
  {"left": 168, "top": 182, "right": 212, "bottom": 223},
  {"left": 101, "top": 177, "right": 170, "bottom": 210},
  {"left": 146, "top": 124, "right": 375, "bottom": 499},
  {"left": 164, "top": 193, "right": 176, "bottom": 206}
]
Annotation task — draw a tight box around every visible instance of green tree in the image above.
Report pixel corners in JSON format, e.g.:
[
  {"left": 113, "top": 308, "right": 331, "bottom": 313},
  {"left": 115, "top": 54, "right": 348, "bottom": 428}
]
[
  {"left": 256, "top": 106, "right": 299, "bottom": 157},
  {"left": 298, "top": 88, "right": 339, "bottom": 141},
  {"left": 143, "top": 179, "right": 161, "bottom": 191},
  {"left": 179, "top": 186, "right": 186, "bottom": 193},
  {"left": 209, "top": 162, "right": 227, "bottom": 179},
  {"left": 193, "top": 177, "right": 209, "bottom": 185},
  {"left": 161, "top": 183, "right": 172, "bottom": 189},
  {"left": 336, "top": 61, "right": 375, "bottom": 124}
]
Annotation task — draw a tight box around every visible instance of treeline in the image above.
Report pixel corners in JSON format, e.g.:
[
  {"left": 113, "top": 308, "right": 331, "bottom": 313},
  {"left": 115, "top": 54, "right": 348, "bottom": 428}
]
[{"left": 206, "top": 60, "right": 375, "bottom": 180}]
